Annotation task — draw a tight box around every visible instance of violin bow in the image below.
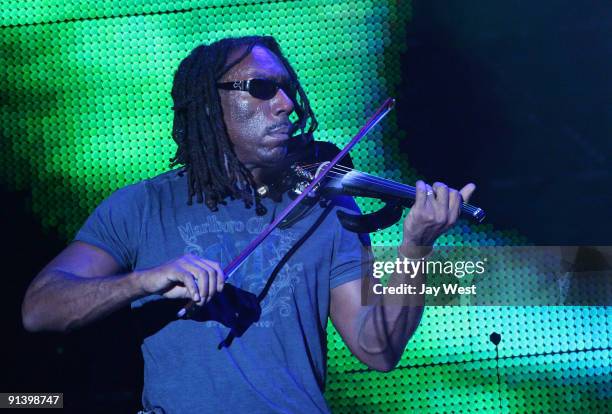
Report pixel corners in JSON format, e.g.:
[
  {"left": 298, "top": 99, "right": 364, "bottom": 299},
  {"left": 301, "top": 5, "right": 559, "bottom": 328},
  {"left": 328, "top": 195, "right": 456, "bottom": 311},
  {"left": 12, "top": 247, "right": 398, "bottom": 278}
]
[{"left": 177, "top": 98, "right": 396, "bottom": 318}]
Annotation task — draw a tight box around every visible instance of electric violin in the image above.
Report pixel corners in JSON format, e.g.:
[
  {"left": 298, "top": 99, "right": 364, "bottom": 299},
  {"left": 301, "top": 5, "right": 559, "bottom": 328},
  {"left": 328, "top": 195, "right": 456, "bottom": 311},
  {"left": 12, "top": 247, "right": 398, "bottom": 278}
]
[{"left": 276, "top": 158, "right": 485, "bottom": 234}]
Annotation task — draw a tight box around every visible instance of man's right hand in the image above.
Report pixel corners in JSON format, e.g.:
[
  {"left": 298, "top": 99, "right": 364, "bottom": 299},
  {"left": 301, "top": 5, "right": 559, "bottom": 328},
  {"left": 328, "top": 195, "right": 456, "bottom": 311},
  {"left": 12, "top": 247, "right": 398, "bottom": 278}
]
[
  {"left": 22, "top": 244, "right": 228, "bottom": 332},
  {"left": 134, "top": 254, "right": 226, "bottom": 306}
]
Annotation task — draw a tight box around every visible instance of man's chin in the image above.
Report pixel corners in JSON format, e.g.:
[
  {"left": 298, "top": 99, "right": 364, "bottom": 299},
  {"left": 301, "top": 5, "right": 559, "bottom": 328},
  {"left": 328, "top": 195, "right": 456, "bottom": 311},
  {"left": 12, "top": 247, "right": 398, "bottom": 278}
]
[{"left": 261, "top": 146, "right": 288, "bottom": 165}]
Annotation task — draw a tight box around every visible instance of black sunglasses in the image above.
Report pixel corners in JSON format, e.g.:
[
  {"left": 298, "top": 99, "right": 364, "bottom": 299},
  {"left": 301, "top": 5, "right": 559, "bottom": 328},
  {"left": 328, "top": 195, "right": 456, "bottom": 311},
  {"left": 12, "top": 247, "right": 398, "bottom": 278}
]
[{"left": 216, "top": 78, "right": 296, "bottom": 101}]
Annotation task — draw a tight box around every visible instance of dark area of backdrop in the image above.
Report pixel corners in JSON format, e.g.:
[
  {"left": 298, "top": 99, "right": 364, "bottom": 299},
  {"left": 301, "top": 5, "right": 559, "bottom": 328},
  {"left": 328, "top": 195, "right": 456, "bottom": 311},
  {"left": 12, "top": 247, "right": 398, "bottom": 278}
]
[
  {"left": 2, "top": 1, "right": 610, "bottom": 413},
  {"left": 399, "top": 1, "right": 612, "bottom": 246}
]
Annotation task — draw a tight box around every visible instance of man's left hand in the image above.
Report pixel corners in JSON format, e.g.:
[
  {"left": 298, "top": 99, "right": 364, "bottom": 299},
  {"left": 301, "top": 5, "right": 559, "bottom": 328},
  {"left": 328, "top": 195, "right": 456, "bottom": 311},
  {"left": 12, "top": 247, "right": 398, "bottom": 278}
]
[{"left": 400, "top": 180, "right": 476, "bottom": 257}]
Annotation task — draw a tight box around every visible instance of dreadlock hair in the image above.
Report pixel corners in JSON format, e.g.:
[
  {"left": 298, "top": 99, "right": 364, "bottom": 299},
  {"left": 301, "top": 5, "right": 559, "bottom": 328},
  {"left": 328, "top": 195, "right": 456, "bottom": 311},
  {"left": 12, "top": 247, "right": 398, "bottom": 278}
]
[{"left": 169, "top": 36, "right": 318, "bottom": 215}]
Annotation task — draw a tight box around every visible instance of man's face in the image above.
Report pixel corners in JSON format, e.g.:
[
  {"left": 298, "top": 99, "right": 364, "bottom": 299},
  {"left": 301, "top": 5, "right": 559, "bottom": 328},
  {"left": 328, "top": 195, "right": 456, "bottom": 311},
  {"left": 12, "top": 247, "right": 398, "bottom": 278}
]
[{"left": 219, "top": 45, "right": 295, "bottom": 171}]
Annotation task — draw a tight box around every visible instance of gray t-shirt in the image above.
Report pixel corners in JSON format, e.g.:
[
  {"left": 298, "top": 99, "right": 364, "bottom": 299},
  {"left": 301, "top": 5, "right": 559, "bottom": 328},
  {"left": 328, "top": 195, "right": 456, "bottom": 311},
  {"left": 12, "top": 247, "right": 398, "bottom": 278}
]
[{"left": 75, "top": 169, "right": 366, "bottom": 414}]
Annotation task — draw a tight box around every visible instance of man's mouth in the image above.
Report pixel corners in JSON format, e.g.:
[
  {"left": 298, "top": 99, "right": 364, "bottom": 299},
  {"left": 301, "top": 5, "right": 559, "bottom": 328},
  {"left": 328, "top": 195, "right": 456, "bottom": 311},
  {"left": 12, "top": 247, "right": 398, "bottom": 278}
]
[{"left": 267, "top": 123, "right": 293, "bottom": 136}]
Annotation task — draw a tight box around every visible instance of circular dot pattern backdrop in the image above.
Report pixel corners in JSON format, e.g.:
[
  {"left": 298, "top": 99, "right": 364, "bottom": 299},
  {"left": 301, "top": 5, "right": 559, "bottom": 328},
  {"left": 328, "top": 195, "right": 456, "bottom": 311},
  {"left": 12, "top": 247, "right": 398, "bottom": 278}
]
[{"left": 1, "top": 1, "right": 609, "bottom": 412}]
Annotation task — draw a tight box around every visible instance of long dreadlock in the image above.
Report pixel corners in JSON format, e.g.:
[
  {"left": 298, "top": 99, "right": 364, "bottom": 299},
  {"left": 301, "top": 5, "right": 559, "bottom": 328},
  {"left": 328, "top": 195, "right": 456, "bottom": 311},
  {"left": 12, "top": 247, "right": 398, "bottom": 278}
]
[{"left": 169, "top": 36, "right": 317, "bottom": 215}]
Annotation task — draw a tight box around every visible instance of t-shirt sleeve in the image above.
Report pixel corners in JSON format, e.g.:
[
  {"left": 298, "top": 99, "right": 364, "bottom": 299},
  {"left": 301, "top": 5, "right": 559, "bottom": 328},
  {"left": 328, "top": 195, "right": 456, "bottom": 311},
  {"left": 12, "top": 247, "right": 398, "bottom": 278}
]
[
  {"left": 329, "top": 196, "right": 372, "bottom": 289},
  {"left": 73, "top": 182, "right": 147, "bottom": 271}
]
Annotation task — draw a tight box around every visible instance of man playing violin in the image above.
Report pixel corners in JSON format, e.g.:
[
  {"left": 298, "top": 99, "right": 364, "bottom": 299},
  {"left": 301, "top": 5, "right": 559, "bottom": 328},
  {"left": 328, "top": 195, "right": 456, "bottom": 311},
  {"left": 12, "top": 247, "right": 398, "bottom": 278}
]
[{"left": 22, "top": 36, "right": 476, "bottom": 413}]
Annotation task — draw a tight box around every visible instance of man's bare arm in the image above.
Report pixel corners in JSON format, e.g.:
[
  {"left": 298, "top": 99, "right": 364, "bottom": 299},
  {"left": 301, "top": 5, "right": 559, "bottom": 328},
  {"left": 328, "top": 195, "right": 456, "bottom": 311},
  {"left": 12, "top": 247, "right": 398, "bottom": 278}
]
[
  {"left": 330, "top": 244, "right": 427, "bottom": 372},
  {"left": 330, "top": 180, "right": 476, "bottom": 372},
  {"left": 22, "top": 241, "right": 225, "bottom": 332}
]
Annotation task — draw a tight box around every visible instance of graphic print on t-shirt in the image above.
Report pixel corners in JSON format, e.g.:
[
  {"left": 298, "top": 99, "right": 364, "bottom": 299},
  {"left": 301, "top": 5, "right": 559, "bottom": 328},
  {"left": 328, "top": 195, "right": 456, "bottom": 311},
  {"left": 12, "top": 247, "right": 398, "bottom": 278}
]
[{"left": 177, "top": 217, "right": 303, "bottom": 326}]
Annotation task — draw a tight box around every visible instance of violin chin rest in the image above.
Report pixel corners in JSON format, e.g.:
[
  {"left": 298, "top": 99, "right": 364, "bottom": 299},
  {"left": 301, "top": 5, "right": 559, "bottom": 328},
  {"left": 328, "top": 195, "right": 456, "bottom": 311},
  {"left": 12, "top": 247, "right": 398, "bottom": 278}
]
[{"left": 336, "top": 201, "right": 404, "bottom": 233}]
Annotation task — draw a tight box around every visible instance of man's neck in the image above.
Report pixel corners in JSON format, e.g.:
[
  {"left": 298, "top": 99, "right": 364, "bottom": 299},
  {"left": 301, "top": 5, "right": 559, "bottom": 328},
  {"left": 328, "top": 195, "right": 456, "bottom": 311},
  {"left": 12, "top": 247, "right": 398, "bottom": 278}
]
[{"left": 249, "top": 167, "right": 264, "bottom": 186}]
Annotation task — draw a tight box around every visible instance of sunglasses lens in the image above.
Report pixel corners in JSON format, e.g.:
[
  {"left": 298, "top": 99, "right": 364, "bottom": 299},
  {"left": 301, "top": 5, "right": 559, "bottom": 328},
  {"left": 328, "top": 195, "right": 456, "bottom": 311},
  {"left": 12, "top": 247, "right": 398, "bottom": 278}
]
[{"left": 250, "top": 79, "right": 278, "bottom": 100}]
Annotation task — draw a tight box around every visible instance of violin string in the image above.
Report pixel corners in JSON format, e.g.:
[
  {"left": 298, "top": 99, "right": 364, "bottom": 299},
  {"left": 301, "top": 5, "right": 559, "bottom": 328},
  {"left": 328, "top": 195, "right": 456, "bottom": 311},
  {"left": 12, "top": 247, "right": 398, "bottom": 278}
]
[
  {"left": 298, "top": 162, "right": 480, "bottom": 214},
  {"left": 303, "top": 163, "right": 455, "bottom": 203},
  {"left": 302, "top": 164, "right": 414, "bottom": 193},
  {"left": 312, "top": 168, "right": 480, "bottom": 215},
  {"left": 302, "top": 163, "right": 419, "bottom": 197}
]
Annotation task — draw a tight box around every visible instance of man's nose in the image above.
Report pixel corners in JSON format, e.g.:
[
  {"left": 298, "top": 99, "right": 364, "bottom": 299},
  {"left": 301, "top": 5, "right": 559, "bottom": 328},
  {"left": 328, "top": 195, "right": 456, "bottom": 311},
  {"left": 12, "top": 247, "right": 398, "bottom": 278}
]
[{"left": 272, "top": 88, "right": 294, "bottom": 116}]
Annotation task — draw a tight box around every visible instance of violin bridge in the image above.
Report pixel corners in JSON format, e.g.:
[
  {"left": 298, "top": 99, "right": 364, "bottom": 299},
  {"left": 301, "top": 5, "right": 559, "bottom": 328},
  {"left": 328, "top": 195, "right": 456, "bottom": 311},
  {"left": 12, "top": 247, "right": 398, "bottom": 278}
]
[{"left": 290, "top": 165, "right": 318, "bottom": 197}]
